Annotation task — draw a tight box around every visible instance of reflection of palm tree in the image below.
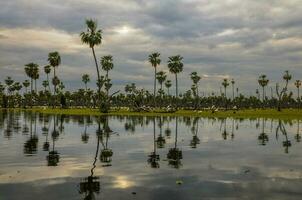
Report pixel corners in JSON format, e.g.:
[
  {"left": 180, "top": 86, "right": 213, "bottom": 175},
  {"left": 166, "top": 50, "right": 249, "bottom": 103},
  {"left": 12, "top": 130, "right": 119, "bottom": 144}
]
[
  {"left": 258, "top": 118, "right": 269, "bottom": 145},
  {"left": 167, "top": 118, "right": 182, "bottom": 168},
  {"left": 221, "top": 118, "right": 228, "bottom": 140},
  {"left": 24, "top": 112, "right": 38, "bottom": 155},
  {"left": 276, "top": 120, "right": 291, "bottom": 154},
  {"left": 42, "top": 115, "right": 50, "bottom": 151},
  {"left": 190, "top": 117, "right": 200, "bottom": 148},
  {"left": 231, "top": 119, "right": 235, "bottom": 140},
  {"left": 22, "top": 112, "right": 29, "bottom": 134},
  {"left": 82, "top": 120, "right": 89, "bottom": 144},
  {"left": 156, "top": 117, "right": 166, "bottom": 148},
  {"left": 295, "top": 119, "right": 301, "bottom": 142},
  {"left": 47, "top": 115, "right": 60, "bottom": 166},
  {"left": 148, "top": 118, "right": 160, "bottom": 168},
  {"left": 79, "top": 119, "right": 101, "bottom": 200},
  {"left": 100, "top": 117, "right": 113, "bottom": 166},
  {"left": 165, "top": 117, "right": 172, "bottom": 138}
]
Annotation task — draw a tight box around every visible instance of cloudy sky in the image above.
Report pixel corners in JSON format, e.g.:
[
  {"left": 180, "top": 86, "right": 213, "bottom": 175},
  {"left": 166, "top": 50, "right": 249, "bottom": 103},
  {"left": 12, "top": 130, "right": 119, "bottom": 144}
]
[{"left": 0, "top": 0, "right": 301, "bottom": 96}]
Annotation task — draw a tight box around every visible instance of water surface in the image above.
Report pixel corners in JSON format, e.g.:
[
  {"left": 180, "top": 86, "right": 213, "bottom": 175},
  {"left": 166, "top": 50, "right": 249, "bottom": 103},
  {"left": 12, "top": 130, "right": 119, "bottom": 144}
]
[{"left": 0, "top": 111, "right": 301, "bottom": 199}]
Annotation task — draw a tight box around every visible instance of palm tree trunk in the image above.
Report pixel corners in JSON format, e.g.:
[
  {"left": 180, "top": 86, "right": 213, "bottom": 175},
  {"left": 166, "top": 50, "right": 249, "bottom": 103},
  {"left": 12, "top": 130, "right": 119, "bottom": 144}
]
[
  {"left": 154, "top": 67, "right": 157, "bottom": 107},
  {"left": 106, "top": 70, "right": 109, "bottom": 97},
  {"left": 175, "top": 74, "right": 178, "bottom": 97},
  {"left": 233, "top": 85, "right": 235, "bottom": 100},
  {"left": 30, "top": 78, "right": 33, "bottom": 93},
  {"left": 30, "top": 78, "right": 33, "bottom": 108},
  {"left": 175, "top": 118, "right": 178, "bottom": 148},
  {"left": 53, "top": 68, "right": 56, "bottom": 95},
  {"left": 298, "top": 87, "right": 300, "bottom": 109},
  {"left": 35, "top": 79, "right": 37, "bottom": 93},
  {"left": 47, "top": 74, "right": 51, "bottom": 93},
  {"left": 262, "top": 86, "right": 265, "bottom": 102},
  {"left": 91, "top": 47, "right": 101, "bottom": 96}
]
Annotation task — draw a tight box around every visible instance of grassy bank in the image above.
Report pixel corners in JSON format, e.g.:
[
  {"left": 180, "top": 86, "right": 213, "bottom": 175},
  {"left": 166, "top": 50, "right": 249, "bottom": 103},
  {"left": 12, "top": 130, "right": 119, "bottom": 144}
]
[{"left": 1, "top": 107, "right": 302, "bottom": 120}]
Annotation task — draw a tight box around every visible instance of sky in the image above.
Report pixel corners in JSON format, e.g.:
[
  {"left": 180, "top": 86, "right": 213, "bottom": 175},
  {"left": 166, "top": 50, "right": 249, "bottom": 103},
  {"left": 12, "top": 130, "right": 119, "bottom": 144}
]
[{"left": 0, "top": 0, "right": 302, "bottom": 96}]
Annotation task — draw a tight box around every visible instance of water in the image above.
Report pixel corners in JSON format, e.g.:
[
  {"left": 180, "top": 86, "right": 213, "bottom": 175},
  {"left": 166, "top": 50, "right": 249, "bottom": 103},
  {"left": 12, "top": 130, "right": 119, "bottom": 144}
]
[{"left": 0, "top": 111, "right": 302, "bottom": 200}]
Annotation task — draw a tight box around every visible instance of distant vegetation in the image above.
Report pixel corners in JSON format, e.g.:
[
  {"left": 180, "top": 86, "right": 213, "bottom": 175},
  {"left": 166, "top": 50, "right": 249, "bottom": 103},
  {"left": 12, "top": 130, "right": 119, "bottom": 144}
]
[{"left": 0, "top": 19, "right": 301, "bottom": 113}]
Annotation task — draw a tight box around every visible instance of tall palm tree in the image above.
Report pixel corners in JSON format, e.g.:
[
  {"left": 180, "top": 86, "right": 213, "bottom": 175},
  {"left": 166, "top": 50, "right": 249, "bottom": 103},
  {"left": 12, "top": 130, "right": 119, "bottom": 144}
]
[
  {"left": 44, "top": 65, "right": 51, "bottom": 92},
  {"left": 167, "top": 55, "right": 183, "bottom": 98},
  {"left": 156, "top": 71, "right": 167, "bottom": 96},
  {"left": 25, "top": 63, "right": 38, "bottom": 93},
  {"left": 258, "top": 74, "right": 269, "bottom": 103},
  {"left": 221, "top": 78, "right": 229, "bottom": 98},
  {"left": 231, "top": 79, "right": 235, "bottom": 100},
  {"left": 295, "top": 80, "right": 301, "bottom": 109},
  {"left": 82, "top": 74, "right": 90, "bottom": 91},
  {"left": 101, "top": 55, "right": 114, "bottom": 96},
  {"left": 80, "top": 19, "right": 102, "bottom": 96},
  {"left": 32, "top": 65, "right": 39, "bottom": 93},
  {"left": 190, "top": 72, "right": 201, "bottom": 96},
  {"left": 48, "top": 51, "right": 61, "bottom": 94},
  {"left": 165, "top": 80, "right": 172, "bottom": 96},
  {"left": 149, "top": 52, "right": 161, "bottom": 106}
]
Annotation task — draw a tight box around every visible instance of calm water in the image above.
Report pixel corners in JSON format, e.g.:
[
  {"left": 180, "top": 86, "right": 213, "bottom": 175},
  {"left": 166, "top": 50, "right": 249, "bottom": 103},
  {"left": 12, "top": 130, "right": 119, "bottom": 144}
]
[{"left": 0, "top": 111, "right": 302, "bottom": 200}]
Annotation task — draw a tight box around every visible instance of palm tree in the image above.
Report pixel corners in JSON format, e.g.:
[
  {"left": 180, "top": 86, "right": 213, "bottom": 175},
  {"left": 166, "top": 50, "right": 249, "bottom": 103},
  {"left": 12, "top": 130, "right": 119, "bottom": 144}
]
[
  {"left": 258, "top": 74, "right": 269, "bottom": 103},
  {"left": 276, "top": 70, "right": 292, "bottom": 111},
  {"left": 165, "top": 80, "right": 172, "bottom": 96},
  {"left": 156, "top": 71, "right": 167, "bottom": 96},
  {"left": 167, "top": 55, "right": 183, "bottom": 98},
  {"left": 22, "top": 80, "right": 30, "bottom": 94},
  {"left": 48, "top": 51, "right": 61, "bottom": 94},
  {"left": 101, "top": 55, "right": 114, "bottom": 96},
  {"left": 82, "top": 74, "right": 90, "bottom": 91},
  {"left": 231, "top": 79, "right": 235, "bottom": 100},
  {"left": 5, "top": 76, "right": 14, "bottom": 95},
  {"left": 190, "top": 72, "right": 201, "bottom": 97},
  {"left": 44, "top": 65, "right": 51, "bottom": 92},
  {"left": 221, "top": 78, "right": 229, "bottom": 98},
  {"left": 101, "top": 55, "right": 113, "bottom": 79},
  {"left": 32, "top": 65, "right": 39, "bottom": 93},
  {"left": 149, "top": 52, "right": 161, "bottom": 106},
  {"left": 80, "top": 19, "right": 102, "bottom": 96},
  {"left": 25, "top": 63, "right": 38, "bottom": 93},
  {"left": 283, "top": 70, "right": 292, "bottom": 83},
  {"left": 295, "top": 80, "right": 301, "bottom": 109}
]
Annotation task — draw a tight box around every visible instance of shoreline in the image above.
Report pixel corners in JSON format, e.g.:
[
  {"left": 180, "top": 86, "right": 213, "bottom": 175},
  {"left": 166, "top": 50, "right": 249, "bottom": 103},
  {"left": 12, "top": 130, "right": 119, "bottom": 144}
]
[{"left": 1, "top": 107, "right": 301, "bottom": 120}]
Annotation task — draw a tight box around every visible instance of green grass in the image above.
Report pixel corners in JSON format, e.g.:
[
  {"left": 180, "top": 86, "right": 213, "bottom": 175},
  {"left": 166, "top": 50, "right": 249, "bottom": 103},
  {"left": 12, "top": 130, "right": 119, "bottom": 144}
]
[{"left": 1, "top": 107, "right": 302, "bottom": 120}]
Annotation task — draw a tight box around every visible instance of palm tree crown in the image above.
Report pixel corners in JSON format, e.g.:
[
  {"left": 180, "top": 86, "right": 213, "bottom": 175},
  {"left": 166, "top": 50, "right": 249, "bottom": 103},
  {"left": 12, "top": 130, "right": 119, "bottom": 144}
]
[
  {"left": 148, "top": 53, "right": 161, "bottom": 68},
  {"left": 44, "top": 65, "right": 51, "bottom": 74},
  {"left": 295, "top": 80, "right": 301, "bottom": 88},
  {"left": 80, "top": 19, "right": 102, "bottom": 48},
  {"left": 190, "top": 72, "right": 201, "bottom": 84},
  {"left": 156, "top": 71, "right": 167, "bottom": 86},
  {"left": 168, "top": 55, "right": 183, "bottom": 98},
  {"left": 48, "top": 52, "right": 61, "bottom": 69},
  {"left": 101, "top": 55, "right": 114, "bottom": 74},
  {"left": 258, "top": 74, "right": 269, "bottom": 87},
  {"left": 168, "top": 55, "right": 183, "bottom": 74}
]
